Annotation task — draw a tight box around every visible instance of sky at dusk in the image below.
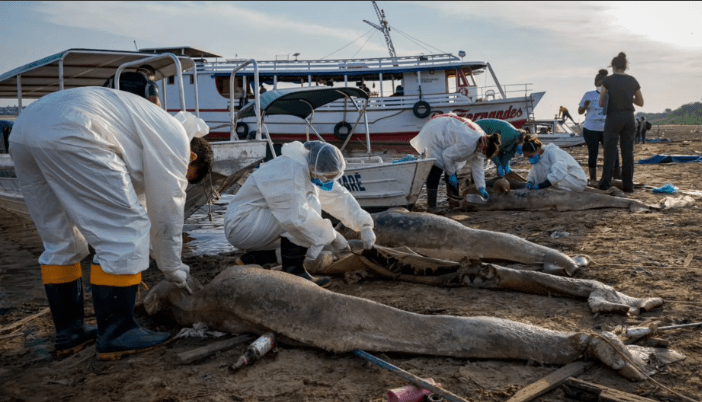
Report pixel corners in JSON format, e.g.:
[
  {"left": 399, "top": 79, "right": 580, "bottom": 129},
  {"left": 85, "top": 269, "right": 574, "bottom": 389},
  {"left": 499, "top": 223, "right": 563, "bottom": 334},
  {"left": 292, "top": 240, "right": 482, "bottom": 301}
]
[{"left": 1, "top": 1, "right": 701, "bottom": 119}]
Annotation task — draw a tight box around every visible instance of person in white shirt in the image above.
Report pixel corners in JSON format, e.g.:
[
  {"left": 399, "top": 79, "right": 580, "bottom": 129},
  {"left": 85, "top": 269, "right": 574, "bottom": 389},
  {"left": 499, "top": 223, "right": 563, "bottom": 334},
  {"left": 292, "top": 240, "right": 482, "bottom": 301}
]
[
  {"left": 523, "top": 136, "right": 588, "bottom": 192},
  {"left": 578, "top": 69, "right": 620, "bottom": 184}
]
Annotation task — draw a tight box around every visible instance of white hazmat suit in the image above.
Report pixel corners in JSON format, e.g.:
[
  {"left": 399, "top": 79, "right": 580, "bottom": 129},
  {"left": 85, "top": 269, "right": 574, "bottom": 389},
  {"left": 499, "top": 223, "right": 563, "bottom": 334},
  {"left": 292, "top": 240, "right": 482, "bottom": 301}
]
[
  {"left": 224, "top": 141, "right": 373, "bottom": 256},
  {"left": 410, "top": 114, "right": 487, "bottom": 190},
  {"left": 9, "top": 87, "right": 204, "bottom": 283},
  {"left": 526, "top": 143, "right": 588, "bottom": 192}
]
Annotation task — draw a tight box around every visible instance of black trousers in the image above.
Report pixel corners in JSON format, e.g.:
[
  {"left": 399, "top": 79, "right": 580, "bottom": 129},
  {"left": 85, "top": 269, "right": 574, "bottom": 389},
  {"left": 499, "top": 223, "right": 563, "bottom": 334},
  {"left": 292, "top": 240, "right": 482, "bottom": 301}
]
[
  {"left": 599, "top": 111, "right": 635, "bottom": 191},
  {"left": 583, "top": 127, "right": 619, "bottom": 170},
  {"left": 426, "top": 165, "right": 460, "bottom": 200}
]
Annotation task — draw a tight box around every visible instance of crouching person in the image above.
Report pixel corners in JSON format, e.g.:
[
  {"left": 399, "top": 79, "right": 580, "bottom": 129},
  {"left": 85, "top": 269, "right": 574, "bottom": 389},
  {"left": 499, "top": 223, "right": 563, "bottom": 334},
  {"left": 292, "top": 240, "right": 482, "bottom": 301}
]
[
  {"left": 522, "top": 136, "right": 588, "bottom": 192},
  {"left": 224, "top": 141, "right": 376, "bottom": 288},
  {"left": 9, "top": 87, "right": 213, "bottom": 360}
]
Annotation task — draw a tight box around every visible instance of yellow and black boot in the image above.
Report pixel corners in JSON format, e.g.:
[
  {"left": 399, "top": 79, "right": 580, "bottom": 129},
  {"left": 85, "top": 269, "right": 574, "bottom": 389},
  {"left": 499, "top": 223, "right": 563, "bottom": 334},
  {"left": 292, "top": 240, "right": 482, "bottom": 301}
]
[
  {"left": 41, "top": 263, "right": 97, "bottom": 358},
  {"left": 280, "top": 237, "right": 331, "bottom": 288},
  {"left": 90, "top": 265, "right": 171, "bottom": 361}
]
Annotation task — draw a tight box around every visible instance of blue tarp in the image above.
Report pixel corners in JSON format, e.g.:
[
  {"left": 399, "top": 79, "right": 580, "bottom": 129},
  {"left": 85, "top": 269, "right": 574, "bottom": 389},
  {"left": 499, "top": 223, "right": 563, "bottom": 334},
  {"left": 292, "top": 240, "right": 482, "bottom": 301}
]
[{"left": 638, "top": 155, "right": 702, "bottom": 164}]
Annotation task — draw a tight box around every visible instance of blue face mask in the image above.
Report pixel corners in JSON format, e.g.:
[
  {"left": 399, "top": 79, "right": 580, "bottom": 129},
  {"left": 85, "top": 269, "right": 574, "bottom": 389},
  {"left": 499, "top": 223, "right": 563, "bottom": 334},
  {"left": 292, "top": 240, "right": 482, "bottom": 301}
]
[
  {"left": 528, "top": 154, "right": 541, "bottom": 165},
  {"left": 311, "top": 178, "right": 335, "bottom": 191}
]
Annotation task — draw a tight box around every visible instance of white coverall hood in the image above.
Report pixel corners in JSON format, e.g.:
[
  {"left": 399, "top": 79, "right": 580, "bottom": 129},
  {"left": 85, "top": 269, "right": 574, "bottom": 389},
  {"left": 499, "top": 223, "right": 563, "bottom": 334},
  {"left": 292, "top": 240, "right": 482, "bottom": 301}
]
[
  {"left": 410, "top": 114, "right": 487, "bottom": 189},
  {"left": 173, "top": 111, "right": 209, "bottom": 141},
  {"left": 526, "top": 143, "right": 588, "bottom": 191},
  {"left": 224, "top": 141, "right": 373, "bottom": 252}
]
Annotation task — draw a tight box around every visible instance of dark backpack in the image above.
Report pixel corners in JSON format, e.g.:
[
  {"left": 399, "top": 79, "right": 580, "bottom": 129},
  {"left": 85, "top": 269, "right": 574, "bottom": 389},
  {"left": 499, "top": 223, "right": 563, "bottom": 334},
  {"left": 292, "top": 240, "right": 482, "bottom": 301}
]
[
  {"left": 645, "top": 121, "right": 652, "bottom": 131},
  {"left": 103, "top": 72, "right": 149, "bottom": 99}
]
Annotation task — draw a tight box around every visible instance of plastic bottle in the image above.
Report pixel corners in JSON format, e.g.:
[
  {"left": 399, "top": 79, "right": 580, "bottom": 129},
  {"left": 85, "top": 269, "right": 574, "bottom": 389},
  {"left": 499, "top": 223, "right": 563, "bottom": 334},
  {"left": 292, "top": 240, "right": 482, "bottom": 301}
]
[{"left": 229, "top": 332, "right": 276, "bottom": 373}]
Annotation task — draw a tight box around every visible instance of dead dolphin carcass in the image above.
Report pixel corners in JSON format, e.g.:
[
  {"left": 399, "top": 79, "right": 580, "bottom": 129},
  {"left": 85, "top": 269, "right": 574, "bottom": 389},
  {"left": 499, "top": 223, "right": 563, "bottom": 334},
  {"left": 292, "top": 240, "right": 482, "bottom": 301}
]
[
  {"left": 460, "top": 188, "right": 654, "bottom": 212},
  {"left": 315, "top": 246, "right": 663, "bottom": 316},
  {"left": 144, "top": 266, "right": 659, "bottom": 381},
  {"left": 340, "top": 208, "right": 584, "bottom": 276}
]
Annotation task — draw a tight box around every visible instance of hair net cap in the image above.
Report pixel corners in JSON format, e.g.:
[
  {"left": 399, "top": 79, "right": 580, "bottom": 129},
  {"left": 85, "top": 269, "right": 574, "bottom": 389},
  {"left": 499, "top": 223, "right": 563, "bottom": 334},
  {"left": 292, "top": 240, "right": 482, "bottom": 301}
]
[
  {"left": 174, "top": 111, "right": 209, "bottom": 140},
  {"left": 304, "top": 141, "right": 346, "bottom": 179}
]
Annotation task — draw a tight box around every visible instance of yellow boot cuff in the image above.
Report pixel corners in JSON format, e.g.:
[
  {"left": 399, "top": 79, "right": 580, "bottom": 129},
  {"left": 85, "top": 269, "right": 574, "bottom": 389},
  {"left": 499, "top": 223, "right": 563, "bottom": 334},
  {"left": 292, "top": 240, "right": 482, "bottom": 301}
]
[
  {"left": 41, "top": 263, "right": 82, "bottom": 285},
  {"left": 90, "top": 264, "right": 142, "bottom": 287}
]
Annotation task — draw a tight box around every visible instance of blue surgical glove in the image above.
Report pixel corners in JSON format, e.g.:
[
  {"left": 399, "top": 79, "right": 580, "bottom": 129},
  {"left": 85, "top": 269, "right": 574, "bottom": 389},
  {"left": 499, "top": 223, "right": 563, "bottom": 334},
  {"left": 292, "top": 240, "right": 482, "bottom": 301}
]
[
  {"left": 448, "top": 174, "right": 458, "bottom": 188},
  {"left": 479, "top": 187, "right": 490, "bottom": 200},
  {"left": 496, "top": 165, "right": 505, "bottom": 177},
  {"left": 515, "top": 145, "right": 523, "bottom": 156},
  {"left": 526, "top": 181, "right": 534, "bottom": 190},
  {"left": 504, "top": 163, "right": 512, "bottom": 174}
]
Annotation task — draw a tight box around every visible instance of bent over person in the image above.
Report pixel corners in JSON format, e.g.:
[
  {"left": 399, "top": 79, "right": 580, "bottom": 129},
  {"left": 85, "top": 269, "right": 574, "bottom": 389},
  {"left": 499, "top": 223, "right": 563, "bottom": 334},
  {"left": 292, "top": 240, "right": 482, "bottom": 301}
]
[
  {"left": 9, "top": 87, "right": 213, "bottom": 360},
  {"left": 224, "top": 141, "right": 376, "bottom": 288}
]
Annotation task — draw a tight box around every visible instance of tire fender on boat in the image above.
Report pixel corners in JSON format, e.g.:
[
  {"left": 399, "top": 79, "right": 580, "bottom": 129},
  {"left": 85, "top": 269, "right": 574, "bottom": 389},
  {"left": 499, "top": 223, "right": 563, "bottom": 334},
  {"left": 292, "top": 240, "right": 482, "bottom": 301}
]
[
  {"left": 412, "top": 101, "right": 431, "bottom": 118},
  {"left": 235, "top": 122, "right": 249, "bottom": 138},
  {"left": 333, "top": 121, "right": 353, "bottom": 141}
]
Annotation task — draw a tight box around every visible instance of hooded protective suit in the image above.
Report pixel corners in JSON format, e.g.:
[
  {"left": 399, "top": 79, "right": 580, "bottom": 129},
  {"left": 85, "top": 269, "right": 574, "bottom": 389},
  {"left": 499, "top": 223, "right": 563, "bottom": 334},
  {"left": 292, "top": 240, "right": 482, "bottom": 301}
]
[
  {"left": 9, "top": 87, "right": 194, "bottom": 279},
  {"left": 410, "top": 114, "right": 487, "bottom": 190},
  {"left": 224, "top": 141, "right": 373, "bottom": 253},
  {"left": 526, "top": 143, "right": 588, "bottom": 191}
]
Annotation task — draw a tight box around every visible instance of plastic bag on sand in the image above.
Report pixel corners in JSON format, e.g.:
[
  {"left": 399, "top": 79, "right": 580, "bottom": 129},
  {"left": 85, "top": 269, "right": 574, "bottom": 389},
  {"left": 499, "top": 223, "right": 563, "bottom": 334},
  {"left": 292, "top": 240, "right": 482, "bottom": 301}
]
[
  {"left": 651, "top": 183, "right": 678, "bottom": 194},
  {"left": 387, "top": 378, "right": 440, "bottom": 402},
  {"left": 658, "top": 195, "right": 695, "bottom": 209},
  {"left": 174, "top": 111, "right": 209, "bottom": 140}
]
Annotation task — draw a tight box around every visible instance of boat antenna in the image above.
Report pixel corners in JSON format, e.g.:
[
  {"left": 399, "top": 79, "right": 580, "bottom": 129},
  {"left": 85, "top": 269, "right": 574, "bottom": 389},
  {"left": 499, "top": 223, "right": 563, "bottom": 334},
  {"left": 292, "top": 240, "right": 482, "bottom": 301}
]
[
  {"left": 363, "top": 1, "right": 396, "bottom": 58},
  {"left": 133, "top": 40, "right": 139, "bottom": 51}
]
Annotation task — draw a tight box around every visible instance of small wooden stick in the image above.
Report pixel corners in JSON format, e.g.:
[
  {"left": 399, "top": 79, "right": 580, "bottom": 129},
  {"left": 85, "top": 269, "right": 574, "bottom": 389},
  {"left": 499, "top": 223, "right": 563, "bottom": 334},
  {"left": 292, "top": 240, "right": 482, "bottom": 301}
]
[
  {"left": 177, "top": 334, "right": 254, "bottom": 365},
  {"left": 0, "top": 308, "right": 50, "bottom": 334}
]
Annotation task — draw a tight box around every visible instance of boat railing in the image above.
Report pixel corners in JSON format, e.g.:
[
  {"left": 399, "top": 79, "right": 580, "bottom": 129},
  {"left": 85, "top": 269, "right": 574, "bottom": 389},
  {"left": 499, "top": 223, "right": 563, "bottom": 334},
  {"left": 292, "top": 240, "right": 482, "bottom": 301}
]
[{"left": 197, "top": 53, "right": 468, "bottom": 74}]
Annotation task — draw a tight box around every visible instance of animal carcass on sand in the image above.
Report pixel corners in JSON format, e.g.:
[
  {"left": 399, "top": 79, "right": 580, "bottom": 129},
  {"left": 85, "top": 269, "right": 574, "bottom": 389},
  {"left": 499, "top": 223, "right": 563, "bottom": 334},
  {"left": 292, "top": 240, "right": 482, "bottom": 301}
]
[
  {"left": 144, "top": 266, "right": 657, "bottom": 381},
  {"left": 340, "top": 208, "right": 585, "bottom": 276}
]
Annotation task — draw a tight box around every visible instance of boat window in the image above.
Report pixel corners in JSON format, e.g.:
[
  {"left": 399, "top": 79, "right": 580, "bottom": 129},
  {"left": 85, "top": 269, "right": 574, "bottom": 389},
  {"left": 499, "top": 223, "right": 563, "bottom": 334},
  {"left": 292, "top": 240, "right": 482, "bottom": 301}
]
[{"left": 214, "top": 76, "right": 244, "bottom": 99}]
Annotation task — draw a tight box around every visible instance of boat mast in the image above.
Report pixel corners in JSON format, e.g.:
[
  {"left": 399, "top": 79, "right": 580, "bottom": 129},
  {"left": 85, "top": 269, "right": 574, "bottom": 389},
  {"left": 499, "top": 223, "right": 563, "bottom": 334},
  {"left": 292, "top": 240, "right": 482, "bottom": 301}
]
[{"left": 363, "top": 1, "right": 396, "bottom": 58}]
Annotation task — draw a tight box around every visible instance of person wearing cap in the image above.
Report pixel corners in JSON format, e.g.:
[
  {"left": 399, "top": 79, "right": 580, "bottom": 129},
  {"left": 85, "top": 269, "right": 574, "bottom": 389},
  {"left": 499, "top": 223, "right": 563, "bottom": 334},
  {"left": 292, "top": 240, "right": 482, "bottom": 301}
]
[
  {"left": 224, "top": 141, "right": 376, "bottom": 288},
  {"left": 9, "top": 86, "right": 213, "bottom": 360}
]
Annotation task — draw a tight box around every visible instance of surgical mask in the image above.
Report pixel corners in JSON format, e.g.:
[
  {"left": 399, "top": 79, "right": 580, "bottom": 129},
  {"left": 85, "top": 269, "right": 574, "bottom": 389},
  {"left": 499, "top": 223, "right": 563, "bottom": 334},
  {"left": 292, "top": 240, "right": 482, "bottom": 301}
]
[
  {"left": 528, "top": 154, "right": 541, "bottom": 165},
  {"left": 515, "top": 145, "right": 523, "bottom": 156},
  {"left": 311, "top": 178, "right": 335, "bottom": 191},
  {"left": 597, "top": 85, "right": 603, "bottom": 92}
]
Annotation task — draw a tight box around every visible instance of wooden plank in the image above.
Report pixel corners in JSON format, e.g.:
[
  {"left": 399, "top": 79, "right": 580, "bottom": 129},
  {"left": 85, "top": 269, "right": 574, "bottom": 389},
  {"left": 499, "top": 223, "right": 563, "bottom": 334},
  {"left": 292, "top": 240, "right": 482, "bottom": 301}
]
[
  {"left": 565, "top": 377, "right": 659, "bottom": 402},
  {"left": 177, "top": 334, "right": 254, "bottom": 365},
  {"left": 0, "top": 308, "right": 50, "bottom": 334},
  {"left": 505, "top": 361, "right": 594, "bottom": 402}
]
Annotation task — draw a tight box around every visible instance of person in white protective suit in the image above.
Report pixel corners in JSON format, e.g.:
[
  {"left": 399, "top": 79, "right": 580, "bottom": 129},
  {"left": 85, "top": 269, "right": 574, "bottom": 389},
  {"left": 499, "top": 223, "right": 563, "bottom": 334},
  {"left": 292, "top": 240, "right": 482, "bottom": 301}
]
[
  {"left": 9, "top": 86, "right": 213, "bottom": 360},
  {"left": 410, "top": 114, "right": 502, "bottom": 213},
  {"left": 224, "top": 141, "right": 376, "bottom": 288},
  {"left": 522, "top": 135, "right": 588, "bottom": 192}
]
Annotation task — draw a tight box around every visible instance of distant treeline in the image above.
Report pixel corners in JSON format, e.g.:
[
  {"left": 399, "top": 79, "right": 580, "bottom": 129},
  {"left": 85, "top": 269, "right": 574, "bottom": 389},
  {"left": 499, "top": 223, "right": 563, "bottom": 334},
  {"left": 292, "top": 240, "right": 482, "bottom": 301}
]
[{"left": 638, "top": 102, "right": 702, "bottom": 125}]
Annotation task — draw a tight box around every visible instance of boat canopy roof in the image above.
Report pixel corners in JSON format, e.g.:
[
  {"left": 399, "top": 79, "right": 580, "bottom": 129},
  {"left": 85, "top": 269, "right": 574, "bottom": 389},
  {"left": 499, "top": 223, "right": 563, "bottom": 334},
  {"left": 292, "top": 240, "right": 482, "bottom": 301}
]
[
  {"left": 237, "top": 87, "right": 368, "bottom": 120},
  {"left": 138, "top": 46, "right": 223, "bottom": 59},
  {"left": 206, "top": 53, "right": 487, "bottom": 83},
  {"left": 0, "top": 48, "right": 196, "bottom": 99}
]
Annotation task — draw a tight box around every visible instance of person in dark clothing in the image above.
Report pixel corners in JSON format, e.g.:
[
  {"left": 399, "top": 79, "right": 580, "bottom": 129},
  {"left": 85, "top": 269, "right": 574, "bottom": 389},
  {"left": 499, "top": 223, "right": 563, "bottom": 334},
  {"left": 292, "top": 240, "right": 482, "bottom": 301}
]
[
  {"left": 598, "top": 52, "right": 644, "bottom": 193},
  {"left": 1, "top": 120, "right": 12, "bottom": 153},
  {"left": 636, "top": 116, "right": 651, "bottom": 143},
  {"left": 559, "top": 106, "right": 576, "bottom": 124}
]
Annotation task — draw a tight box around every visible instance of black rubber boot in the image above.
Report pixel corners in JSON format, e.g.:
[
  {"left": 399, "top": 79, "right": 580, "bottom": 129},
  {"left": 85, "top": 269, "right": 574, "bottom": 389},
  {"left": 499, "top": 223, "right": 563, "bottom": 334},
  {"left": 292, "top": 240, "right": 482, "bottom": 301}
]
[
  {"left": 238, "top": 250, "right": 278, "bottom": 266},
  {"left": 280, "top": 237, "right": 331, "bottom": 288},
  {"left": 44, "top": 278, "right": 97, "bottom": 358},
  {"left": 426, "top": 189, "right": 439, "bottom": 213},
  {"left": 91, "top": 284, "right": 171, "bottom": 361}
]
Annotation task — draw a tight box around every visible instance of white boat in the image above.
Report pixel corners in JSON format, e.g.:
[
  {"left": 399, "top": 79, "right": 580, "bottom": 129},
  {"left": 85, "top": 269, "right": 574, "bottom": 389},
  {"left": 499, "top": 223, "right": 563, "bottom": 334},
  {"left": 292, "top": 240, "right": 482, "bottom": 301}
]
[
  {"left": 0, "top": 49, "right": 268, "bottom": 220},
  {"left": 140, "top": 48, "right": 544, "bottom": 152},
  {"left": 522, "top": 119, "right": 586, "bottom": 148},
  {"left": 235, "top": 85, "right": 436, "bottom": 211}
]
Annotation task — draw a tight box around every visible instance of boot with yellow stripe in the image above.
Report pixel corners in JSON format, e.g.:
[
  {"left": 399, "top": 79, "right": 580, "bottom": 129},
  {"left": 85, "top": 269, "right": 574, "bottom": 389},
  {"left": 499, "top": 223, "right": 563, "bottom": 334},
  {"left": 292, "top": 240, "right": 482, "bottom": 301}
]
[
  {"left": 90, "top": 264, "right": 171, "bottom": 361},
  {"left": 41, "top": 263, "right": 97, "bottom": 358}
]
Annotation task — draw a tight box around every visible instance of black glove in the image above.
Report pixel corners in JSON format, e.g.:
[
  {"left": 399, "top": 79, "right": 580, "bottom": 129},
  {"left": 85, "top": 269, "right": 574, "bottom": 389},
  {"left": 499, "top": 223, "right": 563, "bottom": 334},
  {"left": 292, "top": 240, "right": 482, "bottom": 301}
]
[{"left": 537, "top": 179, "right": 552, "bottom": 189}]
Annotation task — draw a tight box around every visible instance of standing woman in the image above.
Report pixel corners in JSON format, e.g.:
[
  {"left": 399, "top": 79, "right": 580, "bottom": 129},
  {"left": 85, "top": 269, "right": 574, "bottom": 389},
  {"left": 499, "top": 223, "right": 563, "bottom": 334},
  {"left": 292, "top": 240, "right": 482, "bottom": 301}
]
[
  {"left": 598, "top": 52, "right": 644, "bottom": 192},
  {"left": 578, "top": 69, "right": 620, "bottom": 185}
]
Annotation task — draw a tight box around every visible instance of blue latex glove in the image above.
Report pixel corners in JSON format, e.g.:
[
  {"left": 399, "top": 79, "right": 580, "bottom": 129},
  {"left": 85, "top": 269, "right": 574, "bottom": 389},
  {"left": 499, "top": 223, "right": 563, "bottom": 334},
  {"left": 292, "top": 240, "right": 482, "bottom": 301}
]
[
  {"left": 496, "top": 165, "right": 505, "bottom": 177},
  {"left": 479, "top": 187, "right": 490, "bottom": 200},
  {"left": 526, "top": 181, "right": 534, "bottom": 190},
  {"left": 448, "top": 174, "right": 458, "bottom": 188},
  {"left": 504, "top": 163, "right": 512, "bottom": 174},
  {"left": 515, "top": 145, "right": 523, "bottom": 156}
]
